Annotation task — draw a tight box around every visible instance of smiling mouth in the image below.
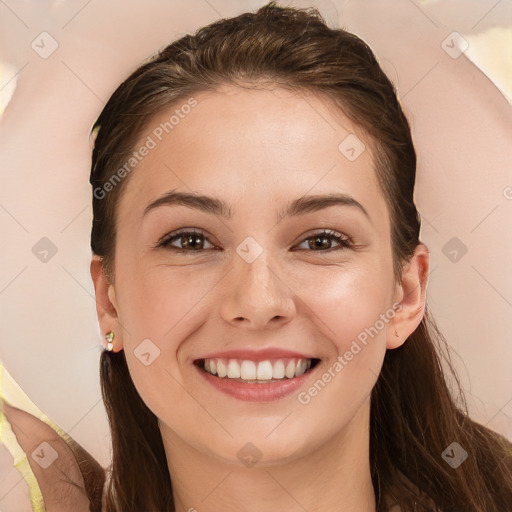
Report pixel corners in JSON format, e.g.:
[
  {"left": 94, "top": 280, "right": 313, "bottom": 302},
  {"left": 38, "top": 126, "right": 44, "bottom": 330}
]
[{"left": 194, "top": 357, "right": 321, "bottom": 383}]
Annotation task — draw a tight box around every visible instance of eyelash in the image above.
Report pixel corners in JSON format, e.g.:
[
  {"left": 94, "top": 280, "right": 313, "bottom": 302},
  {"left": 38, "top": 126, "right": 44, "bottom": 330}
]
[{"left": 155, "top": 228, "right": 354, "bottom": 254}]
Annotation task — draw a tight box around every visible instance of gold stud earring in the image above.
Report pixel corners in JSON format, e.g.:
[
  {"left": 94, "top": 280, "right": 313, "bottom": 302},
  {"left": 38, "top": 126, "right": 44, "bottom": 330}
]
[
  {"left": 393, "top": 322, "right": 399, "bottom": 338},
  {"left": 105, "top": 331, "right": 115, "bottom": 351}
]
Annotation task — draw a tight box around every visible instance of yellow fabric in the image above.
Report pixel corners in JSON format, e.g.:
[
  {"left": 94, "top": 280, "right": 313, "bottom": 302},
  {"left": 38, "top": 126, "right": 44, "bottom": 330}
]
[{"left": 0, "top": 361, "right": 77, "bottom": 512}]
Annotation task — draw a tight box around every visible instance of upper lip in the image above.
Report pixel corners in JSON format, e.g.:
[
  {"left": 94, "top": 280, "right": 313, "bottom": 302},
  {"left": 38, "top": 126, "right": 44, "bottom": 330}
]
[{"left": 195, "top": 348, "right": 317, "bottom": 362}]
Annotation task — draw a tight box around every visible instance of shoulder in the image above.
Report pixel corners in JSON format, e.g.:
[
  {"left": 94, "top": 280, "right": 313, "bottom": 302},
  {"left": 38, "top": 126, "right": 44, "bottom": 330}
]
[{"left": 1, "top": 399, "right": 106, "bottom": 512}]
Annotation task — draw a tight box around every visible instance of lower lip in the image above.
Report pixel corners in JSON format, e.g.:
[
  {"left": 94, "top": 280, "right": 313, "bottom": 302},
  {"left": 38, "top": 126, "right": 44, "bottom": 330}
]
[{"left": 195, "top": 363, "right": 318, "bottom": 402}]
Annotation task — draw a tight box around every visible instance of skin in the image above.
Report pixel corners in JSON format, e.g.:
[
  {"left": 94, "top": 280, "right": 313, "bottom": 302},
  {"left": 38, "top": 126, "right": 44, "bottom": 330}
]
[
  {"left": 1, "top": 401, "right": 94, "bottom": 512},
  {"left": 91, "top": 85, "right": 429, "bottom": 512}
]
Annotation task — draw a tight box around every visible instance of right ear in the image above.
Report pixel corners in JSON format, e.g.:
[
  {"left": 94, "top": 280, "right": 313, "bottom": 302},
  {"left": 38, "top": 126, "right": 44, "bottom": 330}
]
[{"left": 90, "top": 255, "right": 122, "bottom": 352}]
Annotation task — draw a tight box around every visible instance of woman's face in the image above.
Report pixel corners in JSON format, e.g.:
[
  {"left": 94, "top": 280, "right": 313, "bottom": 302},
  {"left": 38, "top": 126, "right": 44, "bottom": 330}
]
[{"left": 106, "top": 85, "right": 407, "bottom": 466}]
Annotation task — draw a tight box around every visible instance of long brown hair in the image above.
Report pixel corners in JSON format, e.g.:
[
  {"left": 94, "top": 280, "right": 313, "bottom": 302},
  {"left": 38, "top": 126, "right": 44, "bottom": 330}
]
[{"left": 89, "top": 3, "right": 512, "bottom": 510}]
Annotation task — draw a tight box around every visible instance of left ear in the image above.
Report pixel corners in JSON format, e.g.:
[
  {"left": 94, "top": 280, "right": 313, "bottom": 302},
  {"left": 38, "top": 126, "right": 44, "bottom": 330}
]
[{"left": 387, "top": 242, "right": 430, "bottom": 349}]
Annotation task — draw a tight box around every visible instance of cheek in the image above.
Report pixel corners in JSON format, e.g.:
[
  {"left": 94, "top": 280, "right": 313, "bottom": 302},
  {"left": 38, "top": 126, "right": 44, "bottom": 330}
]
[
  {"left": 293, "top": 257, "right": 395, "bottom": 410},
  {"left": 288, "top": 268, "right": 394, "bottom": 446},
  {"left": 301, "top": 257, "right": 395, "bottom": 349},
  {"left": 113, "top": 264, "right": 222, "bottom": 415},
  {"left": 116, "top": 262, "right": 215, "bottom": 341},
  {"left": 115, "top": 265, "right": 205, "bottom": 428}
]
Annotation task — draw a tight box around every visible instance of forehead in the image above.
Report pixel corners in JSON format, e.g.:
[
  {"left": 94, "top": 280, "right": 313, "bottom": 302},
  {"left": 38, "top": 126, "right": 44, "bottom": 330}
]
[{"left": 119, "top": 85, "right": 389, "bottom": 232}]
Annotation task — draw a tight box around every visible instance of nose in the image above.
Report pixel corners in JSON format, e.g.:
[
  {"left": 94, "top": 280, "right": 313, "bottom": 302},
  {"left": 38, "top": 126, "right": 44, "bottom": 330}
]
[{"left": 219, "top": 249, "right": 295, "bottom": 330}]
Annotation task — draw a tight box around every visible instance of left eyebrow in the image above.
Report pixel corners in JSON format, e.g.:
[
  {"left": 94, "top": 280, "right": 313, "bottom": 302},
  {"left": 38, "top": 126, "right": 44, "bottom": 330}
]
[{"left": 143, "top": 190, "right": 371, "bottom": 223}]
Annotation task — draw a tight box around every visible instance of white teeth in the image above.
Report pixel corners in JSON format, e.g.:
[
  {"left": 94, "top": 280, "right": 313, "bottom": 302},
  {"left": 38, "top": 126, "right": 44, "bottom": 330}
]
[
  {"left": 202, "top": 357, "right": 314, "bottom": 380},
  {"left": 240, "top": 360, "right": 257, "bottom": 380},
  {"left": 285, "top": 359, "right": 296, "bottom": 379},
  {"left": 296, "top": 359, "right": 307, "bottom": 377},
  {"left": 216, "top": 359, "right": 227, "bottom": 378},
  {"left": 273, "top": 359, "right": 285, "bottom": 379},
  {"left": 227, "top": 359, "right": 241, "bottom": 378},
  {"left": 256, "top": 360, "right": 273, "bottom": 380}
]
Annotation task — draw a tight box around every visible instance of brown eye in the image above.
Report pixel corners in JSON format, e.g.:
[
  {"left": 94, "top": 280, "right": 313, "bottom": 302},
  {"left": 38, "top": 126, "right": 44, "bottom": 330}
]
[
  {"left": 157, "top": 229, "right": 215, "bottom": 253},
  {"left": 296, "top": 230, "right": 353, "bottom": 252}
]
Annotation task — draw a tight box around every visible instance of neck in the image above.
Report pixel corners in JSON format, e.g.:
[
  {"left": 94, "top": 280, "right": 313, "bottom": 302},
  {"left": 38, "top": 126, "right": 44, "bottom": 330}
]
[{"left": 160, "top": 399, "right": 377, "bottom": 512}]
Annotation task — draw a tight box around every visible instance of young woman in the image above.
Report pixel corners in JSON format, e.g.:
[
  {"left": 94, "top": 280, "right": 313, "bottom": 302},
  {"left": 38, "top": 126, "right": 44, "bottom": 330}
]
[{"left": 3, "top": 2, "right": 511, "bottom": 511}]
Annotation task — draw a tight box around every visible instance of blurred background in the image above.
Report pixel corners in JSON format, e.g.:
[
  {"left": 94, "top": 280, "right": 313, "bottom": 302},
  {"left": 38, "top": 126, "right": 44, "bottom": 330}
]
[{"left": 1, "top": 0, "right": 511, "bottom": 510}]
